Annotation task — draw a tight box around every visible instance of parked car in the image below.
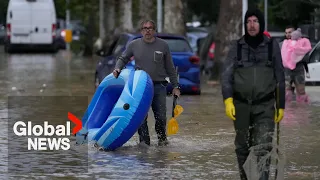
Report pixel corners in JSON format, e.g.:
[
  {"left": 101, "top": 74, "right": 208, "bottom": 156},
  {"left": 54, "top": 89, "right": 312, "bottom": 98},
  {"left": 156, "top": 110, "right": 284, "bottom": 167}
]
[
  {"left": 55, "top": 20, "right": 87, "bottom": 50},
  {"left": 186, "top": 26, "right": 210, "bottom": 33},
  {"left": 305, "top": 41, "right": 320, "bottom": 84},
  {"left": 203, "top": 42, "right": 215, "bottom": 75},
  {"left": 268, "top": 31, "right": 285, "bottom": 43},
  {"left": 186, "top": 32, "right": 208, "bottom": 55},
  {"left": 95, "top": 33, "right": 201, "bottom": 95}
]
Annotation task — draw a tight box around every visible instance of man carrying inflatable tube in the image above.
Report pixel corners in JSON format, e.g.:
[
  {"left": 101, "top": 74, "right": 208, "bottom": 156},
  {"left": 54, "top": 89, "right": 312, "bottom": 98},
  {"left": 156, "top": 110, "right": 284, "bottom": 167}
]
[{"left": 113, "top": 19, "right": 181, "bottom": 146}]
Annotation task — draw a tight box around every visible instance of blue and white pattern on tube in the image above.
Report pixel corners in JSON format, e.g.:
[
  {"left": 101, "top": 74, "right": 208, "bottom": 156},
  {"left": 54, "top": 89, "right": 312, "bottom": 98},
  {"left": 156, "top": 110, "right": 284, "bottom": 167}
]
[{"left": 76, "top": 69, "right": 154, "bottom": 150}]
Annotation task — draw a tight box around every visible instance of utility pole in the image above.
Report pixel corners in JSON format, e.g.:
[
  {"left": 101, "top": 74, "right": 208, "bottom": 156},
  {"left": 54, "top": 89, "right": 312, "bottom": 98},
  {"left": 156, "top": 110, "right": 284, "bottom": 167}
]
[
  {"left": 242, "top": 0, "right": 248, "bottom": 35},
  {"left": 99, "top": 0, "right": 105, "bottom": 40},
  {"left": 265, "top": 0, "right": 268, "bottom": 31},
  {"left": 66, "top": 0, "right": 70, "bottom": 51},
  {"left": 157, "top": 0, "right": 162, "bottom": 33}
]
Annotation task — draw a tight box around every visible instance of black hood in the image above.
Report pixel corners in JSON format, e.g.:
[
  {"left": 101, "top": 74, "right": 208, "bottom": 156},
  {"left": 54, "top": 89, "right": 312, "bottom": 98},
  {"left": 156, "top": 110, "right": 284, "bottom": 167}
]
[{"left": 244, "top": 9, "right": 265, "bottom": 48}]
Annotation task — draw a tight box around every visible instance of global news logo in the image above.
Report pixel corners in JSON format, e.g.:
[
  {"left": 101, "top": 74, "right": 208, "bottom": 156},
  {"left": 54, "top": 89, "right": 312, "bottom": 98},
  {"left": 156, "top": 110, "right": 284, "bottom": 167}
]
[{"left": 12, "top": 112, "right": 82, "bottom": 151}]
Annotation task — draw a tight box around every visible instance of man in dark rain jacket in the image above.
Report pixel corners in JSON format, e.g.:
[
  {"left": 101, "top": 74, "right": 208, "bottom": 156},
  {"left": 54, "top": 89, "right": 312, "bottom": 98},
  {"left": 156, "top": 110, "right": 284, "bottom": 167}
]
[{"left": 221, "top": 9, "right": 285, "bottom": 180}]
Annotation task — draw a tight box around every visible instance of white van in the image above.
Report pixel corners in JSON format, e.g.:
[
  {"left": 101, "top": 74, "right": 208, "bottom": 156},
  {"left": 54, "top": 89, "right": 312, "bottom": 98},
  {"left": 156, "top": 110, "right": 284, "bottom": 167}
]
[{"left": 5, "top": 0, "right": 58, "bottom": 53}]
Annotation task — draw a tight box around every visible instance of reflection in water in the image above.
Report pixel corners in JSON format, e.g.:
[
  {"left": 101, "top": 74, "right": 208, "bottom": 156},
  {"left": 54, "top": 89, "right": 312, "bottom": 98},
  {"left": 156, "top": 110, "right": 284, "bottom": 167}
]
[
  {"left": 7, "top": 54, "right": 56, "bottom": 91},
  {"left": 7, "top": 96, "right": 89, "bottom": 175},
  {"left": 282, "top": 104, "right": 313, "bottom": 127},
  {"left": 0, "top": 52, "right": 318, "bottom": 179}
]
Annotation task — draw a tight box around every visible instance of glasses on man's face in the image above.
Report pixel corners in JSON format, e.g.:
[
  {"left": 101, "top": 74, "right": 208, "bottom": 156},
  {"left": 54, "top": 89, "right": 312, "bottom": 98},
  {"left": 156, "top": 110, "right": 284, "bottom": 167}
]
[{"left": 142, "top": 26, "right": 154, "bottom": 31}]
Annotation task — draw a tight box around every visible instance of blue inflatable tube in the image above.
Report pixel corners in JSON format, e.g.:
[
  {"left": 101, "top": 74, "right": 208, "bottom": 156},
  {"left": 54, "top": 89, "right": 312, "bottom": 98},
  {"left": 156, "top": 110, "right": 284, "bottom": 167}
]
[{"left": 76, "top": 69, "right": 154, "bottom": 150}]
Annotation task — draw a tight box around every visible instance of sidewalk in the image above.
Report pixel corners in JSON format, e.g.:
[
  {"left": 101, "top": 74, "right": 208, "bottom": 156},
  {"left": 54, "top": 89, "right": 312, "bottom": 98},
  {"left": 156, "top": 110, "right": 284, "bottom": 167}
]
[{"left": 306, "top": 86, "right": 320, "bottom": 103}]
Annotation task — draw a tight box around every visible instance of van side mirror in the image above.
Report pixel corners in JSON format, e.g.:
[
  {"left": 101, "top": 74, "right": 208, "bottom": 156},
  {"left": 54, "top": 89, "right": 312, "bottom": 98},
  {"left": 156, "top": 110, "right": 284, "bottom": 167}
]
[{"left": 95, "top": 49, "right": 106, "bottom": 57}]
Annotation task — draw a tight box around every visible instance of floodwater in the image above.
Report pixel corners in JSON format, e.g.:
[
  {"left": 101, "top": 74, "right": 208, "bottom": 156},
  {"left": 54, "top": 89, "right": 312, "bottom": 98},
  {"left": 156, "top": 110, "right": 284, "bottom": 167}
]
[{"left": 0, "top": 50, "right": 319, "bottom": 180}]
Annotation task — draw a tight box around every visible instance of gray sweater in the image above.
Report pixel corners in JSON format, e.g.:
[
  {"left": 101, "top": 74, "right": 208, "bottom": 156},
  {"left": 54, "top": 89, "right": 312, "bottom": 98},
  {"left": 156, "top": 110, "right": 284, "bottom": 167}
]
[{"left": 115, "top": 37, "right": 179, "bottom": 87}]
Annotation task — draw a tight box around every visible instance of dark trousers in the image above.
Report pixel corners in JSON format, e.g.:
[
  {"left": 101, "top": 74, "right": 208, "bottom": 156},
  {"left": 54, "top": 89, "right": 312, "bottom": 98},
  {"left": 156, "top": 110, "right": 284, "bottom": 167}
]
[
  {"left": 138, "top": 83, "right": 167, "bottom": 145},
  {"left": 233, "top": 99, "right": 275, "bottom": 180}
]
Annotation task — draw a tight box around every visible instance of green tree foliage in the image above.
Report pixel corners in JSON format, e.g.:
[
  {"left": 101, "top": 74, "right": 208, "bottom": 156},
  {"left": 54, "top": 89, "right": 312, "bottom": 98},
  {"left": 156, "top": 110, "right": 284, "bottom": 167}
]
[
  {"left": 264, "top": 0, "right": 320, "bottom": 29},
  {"left": 54, "top": 0, "right": 98, "bottom": 23},
  {"left": 186, "top": 0, "right": 260, "bottom": 25},
  {"left": 0, "top": 0, "right": 9, "bottom": 23},
  {"left": 186, "top": 0, "right": 220, "bottom": 24},
  {"left": 53, "top": 0, "right": 66, "bottom": 19},
  {"left": 185, "top": 0, "right": 318, "bottom": 30},
  {"left": 0, "top": 0, "right": 318, "bottom": 29}
]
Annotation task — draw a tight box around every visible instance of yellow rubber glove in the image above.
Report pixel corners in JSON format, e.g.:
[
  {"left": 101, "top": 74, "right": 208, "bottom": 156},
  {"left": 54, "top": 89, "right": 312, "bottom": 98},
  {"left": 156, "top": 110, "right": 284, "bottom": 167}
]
[
  {"left": 224, "top": 97, "right": 236, "bottom": 120},
  {"left": 274, "top": 109, "right": 284, "bottom": 123}
]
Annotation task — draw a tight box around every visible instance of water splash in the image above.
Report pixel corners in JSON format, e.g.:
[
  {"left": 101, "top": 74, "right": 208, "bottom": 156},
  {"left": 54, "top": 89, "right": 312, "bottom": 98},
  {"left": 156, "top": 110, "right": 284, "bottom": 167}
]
[{"left": 243, "top": 143, "right": 286, "bottom": 180}]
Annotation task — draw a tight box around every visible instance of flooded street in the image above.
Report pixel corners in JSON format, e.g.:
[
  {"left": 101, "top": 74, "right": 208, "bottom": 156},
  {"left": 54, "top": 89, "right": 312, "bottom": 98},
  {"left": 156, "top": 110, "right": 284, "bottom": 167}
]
[{"left": 0, "top": 50, "right": 319, "bottom": 180}]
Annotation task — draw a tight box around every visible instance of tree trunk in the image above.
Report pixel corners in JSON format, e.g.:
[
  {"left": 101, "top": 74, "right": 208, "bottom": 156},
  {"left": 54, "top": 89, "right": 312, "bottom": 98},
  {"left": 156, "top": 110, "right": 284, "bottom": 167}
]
[
  {"left": 105, "top": 0, "right": 115, "bottom": 34},
  {"left": 208, "top": 0, "right": 242, "bottom": 83},
  {"left": 119, "top": 0, "right": 133, "bottom": 32},
  {"left": 163, "top": 0, "right": 186, "bottom": 35},
  {"left": 83, "top": 1, "right": 97, "bottom": 57},
  {"left": 136, "top": 0, "right": 154, "bottom": 31},
  {"left": 102, "top": 0, "right": 116, "bottom": 50}
]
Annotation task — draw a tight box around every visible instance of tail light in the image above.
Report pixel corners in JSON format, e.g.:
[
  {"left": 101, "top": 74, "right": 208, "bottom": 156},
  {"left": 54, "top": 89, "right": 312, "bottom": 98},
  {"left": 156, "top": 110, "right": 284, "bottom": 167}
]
[
  {"left": 191, "top": 86, "right": 199, "bottom": 92},
  {"left": 209, "top": 48, "right": 215, "bottom": 59},
  {"left": 189, "top": 55, "right": 200, "bottom": 64},
  {"left": 6, "top": 23, "right": 11, "bottom": 39},
  {"left": 52, "top": 24, "right": 56, "bottom": 39},
  {"left": 61, "top": 30, "right": 66, "bottom": 37},
  {"left": 208, "top": 43, "right": 216, "bottom": 59}
]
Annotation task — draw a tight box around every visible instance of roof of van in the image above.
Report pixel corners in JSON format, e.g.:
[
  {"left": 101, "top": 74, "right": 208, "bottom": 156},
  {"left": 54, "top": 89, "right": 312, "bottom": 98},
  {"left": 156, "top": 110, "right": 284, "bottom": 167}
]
[{"left": 8, "top": 0, "right": 55, "bottom": 7}]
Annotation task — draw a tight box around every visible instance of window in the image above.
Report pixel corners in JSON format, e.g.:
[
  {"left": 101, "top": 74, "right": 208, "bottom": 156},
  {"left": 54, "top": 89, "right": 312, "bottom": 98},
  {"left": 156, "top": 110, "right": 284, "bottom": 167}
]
[
  {"left": 162, "top": 38, "right": 193, "bottom": 52},
  {"left": 112, "top": 35, "right": 129, "bottom": 55},
  {"left": 105, "top": 38, "right": 119, "bottom": 56},
  {"left": 309, "top": 44, "right": 320, "bottom": 63}
]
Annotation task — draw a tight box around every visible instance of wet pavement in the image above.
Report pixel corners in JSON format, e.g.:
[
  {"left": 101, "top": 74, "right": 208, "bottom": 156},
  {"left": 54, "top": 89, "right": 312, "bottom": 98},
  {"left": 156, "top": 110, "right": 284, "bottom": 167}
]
[{"left": 0, "top": 50, "right": 319, "bottom": 179}]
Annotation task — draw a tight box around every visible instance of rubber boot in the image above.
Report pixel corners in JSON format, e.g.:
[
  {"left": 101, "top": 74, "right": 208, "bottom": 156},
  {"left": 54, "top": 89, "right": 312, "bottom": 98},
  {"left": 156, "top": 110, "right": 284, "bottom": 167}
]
[
  {"left": 296, "top": 94, "right": 309, "bottom": 104},
  {"left": 285, "top": 90, "right": 293, "bottom": 102},
  {"left": 137, "top": 117, "right": 151, "bottom": 146}
]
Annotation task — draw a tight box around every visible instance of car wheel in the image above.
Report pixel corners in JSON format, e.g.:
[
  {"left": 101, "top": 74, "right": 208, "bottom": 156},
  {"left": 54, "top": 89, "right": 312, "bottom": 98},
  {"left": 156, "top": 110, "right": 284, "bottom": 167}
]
[
  {"left": 4, "top": 44, "right": 12, "bottom": 53},
  {"left": 194, "top": 90, "right": 201, "bottom": 95}
]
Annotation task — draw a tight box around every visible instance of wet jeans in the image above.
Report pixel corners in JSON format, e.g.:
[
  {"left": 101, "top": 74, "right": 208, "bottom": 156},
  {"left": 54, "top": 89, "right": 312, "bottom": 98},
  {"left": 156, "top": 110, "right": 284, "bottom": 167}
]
[
  {"left": 233, "top": 99, "right": 275, "bottom": 180},
  {"left": 138, "top": 82, "right": 168, "bottom": 145}
]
